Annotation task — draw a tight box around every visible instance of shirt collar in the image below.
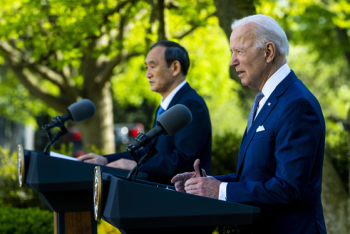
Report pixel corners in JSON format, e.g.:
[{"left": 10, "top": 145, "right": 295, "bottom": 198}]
[
  {"left": 160, "top": 80, "right": 187, "bottom": 110},
  {"left": 261, "top": 63, "right": 291, "bottom": 99}
]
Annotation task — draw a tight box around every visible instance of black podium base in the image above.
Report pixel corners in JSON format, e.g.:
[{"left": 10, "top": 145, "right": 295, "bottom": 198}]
[{"left": 102, "top": 176, "right": 259, "bottom": 233}]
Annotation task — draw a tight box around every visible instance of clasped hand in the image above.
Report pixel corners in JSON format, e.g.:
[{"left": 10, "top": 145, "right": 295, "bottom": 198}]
[
  {"left": 171, "top": 159, "right": 221, "bottom": 199},
  {"left": 77, "top": 153, "right": 136, "bottom": 170}
]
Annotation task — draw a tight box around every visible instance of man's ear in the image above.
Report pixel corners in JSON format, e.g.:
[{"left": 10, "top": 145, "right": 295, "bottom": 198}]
[
  {"left": 172, "top": 61, "right": 182, "bottom": 76},
  {"left": 265, "top": 42, "right": 276, "bottom": 63}
]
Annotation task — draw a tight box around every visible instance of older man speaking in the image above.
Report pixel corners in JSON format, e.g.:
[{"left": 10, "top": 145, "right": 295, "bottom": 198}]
[{"left": 171, "top": 15, "right": 326, "bottom": 234}]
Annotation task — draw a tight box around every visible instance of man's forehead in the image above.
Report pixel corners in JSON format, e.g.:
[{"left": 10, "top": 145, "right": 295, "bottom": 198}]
[
  {"left": 145, "top": 46, "right": 166, "bottom": 63},
  {"left": 230, "top": 23, "right": 256, "bottom": 46}
]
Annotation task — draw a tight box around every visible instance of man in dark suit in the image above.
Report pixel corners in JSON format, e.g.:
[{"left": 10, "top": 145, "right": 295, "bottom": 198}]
[
  {"left": 171, "top": 15, "right": 326, "bottom": 234},
  {"left": 78, "top": 41, "right": 212, "bottom": 184}
]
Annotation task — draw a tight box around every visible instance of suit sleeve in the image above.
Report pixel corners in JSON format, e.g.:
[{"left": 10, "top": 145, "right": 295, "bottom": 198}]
[
  {"left": 225, "top": 97, "right": 323, "bottom": 207},
  {"left": 138, "top": 97, "right": 211, "bottom": 182},
  {"left": 215, "top": 173, "right": 237, "bottom": 182},
  {"left": 105, "top": 147, "right": 149, "bottom": 163}
]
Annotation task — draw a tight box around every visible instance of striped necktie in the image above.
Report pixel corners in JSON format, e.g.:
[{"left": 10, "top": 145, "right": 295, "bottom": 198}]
[{"left": 246, "top": 91, "right": 264, "bottom": 133}]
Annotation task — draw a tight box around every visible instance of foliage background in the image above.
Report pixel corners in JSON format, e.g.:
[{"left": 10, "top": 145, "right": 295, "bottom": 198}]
[{"left": 0, "top": 0, "right": 349, "bottom": 233}]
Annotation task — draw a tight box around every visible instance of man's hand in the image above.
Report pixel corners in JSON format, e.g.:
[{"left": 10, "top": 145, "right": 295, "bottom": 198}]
[
  {"left": 171, "top": 159, "right": 207, "bottom": 192},
  {"left": 106, "top": 158, "right": 137, "bottom": 170},
  {"left": 77, "top": 153, "right": 108, "bottom": 165},
  {"left": 184, "top": 177, "right": 221, "bottom": 199},
  {"left": 171, "top": 172, "right": 196, "bottom": 192}
]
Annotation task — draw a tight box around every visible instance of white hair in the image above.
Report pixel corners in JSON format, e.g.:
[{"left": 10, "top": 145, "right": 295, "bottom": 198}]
[{"left": 231, "top": 14, "right": 289, "bottom": 56}]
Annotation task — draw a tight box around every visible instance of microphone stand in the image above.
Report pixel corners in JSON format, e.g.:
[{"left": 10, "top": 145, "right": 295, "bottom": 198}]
[
  {"left": 127, "top": 133, "right": 158, "bottom": 181},
  {"left": 42, "top": 116, "right": 69, "bottom": 155}
]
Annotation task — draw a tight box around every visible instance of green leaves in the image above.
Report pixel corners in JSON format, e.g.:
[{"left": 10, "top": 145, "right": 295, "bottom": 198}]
[
  {"left": 0, "top": 206, "right": 53, "bottom": 233},
  {"left": 0, "top": 70, "right": 50, "bottom": 127},
  {"left": 0, "top": 146, "right": 48, "bottom": 209}
]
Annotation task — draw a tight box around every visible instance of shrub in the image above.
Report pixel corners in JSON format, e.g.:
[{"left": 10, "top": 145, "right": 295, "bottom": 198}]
[
  {"left": 0, "top": 147, "right": 48, "bottom": 209},
  {"left": 211, "top": 132, "right": 242, "bottom": 176},
  {"left": 0, "top": 206, "right": 53, "bottom": 234}
]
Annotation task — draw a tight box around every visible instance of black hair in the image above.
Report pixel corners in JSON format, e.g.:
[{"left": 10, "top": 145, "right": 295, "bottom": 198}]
[{"left": 150, "top": 40, "right": 190, "bottom": 76}]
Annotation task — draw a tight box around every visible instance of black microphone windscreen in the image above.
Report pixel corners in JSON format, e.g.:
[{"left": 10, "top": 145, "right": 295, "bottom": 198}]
[
  {"left": 157, "top": 104, "right": 192, "bottom": 136},
  {"left": 68, "top": 99, "right": 96, "bottom": 122}
]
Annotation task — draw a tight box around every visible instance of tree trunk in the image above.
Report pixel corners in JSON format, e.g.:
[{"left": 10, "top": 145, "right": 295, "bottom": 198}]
[
  {"left": 0, "top": 117, "right": 6, "bottom": 148},
  {"left": 156, "top": 0, "right": 166, "bottom": 41},
  {"left": 321, "top": 154, "right": 350, "bottom": 234},
  {"left": 76, "top": 81, "right": 115, "bottom": 155},
  {"left": 214, "top": 0, "right": 257, "bottom": 100}
]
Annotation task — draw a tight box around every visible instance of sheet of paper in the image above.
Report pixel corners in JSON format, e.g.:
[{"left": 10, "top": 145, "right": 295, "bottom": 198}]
[{"left": 50, "top": 151, "right": 77, "bottom": 161}]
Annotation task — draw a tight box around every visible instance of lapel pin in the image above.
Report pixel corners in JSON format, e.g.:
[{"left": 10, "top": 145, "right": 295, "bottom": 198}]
[{"left": 268, "top": 103, "right": 271, "bottom": 106}]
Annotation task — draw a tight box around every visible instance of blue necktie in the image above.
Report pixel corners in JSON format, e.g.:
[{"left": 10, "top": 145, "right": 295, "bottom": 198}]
[
  {"left": 246, "top": 91, "right": 264, "bottom": 133},
  {"left": 153, "top": 106, "right": 165, "bottom": 127},
  {"left": 156, "top": 106, "right": 165, "bottom": 119}
]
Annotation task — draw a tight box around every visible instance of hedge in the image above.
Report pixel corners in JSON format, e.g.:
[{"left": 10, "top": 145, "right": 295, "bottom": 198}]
[{"left": 0, "top": 207, "right": 53, "bottom": 234}]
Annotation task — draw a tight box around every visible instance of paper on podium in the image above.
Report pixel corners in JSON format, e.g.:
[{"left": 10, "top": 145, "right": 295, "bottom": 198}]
[{"left": 50, "top": 151, "right": 77, "bottom": 161}]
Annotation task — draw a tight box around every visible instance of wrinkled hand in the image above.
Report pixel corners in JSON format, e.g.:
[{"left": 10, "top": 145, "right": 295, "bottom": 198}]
[
  {"left": 77, "top": 153, "right": 108, "bottom": 165},
  {"left": 184, "top": 176, "right": 221, "bottom": 199},
  {"left": 171, "top": 172, "right": 196, "bottom": 192},
  {"left": 106, "top": 158, "right": 137, "bottom": 170},
  {"left": 171, "top": 159, "right": 207, "bottom": 192}
]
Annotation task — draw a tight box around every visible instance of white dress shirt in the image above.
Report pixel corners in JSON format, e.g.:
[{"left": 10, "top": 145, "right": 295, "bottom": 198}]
[
  {"left": 218, "top": 63, "right": 291, "bottom": 201},
  {"left": 160, "top": 80, "right": 187, "bottom": 110}
]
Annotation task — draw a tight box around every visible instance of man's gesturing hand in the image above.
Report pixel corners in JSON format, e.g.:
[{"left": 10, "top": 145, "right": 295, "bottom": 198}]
[
  {"left": 171, "top": 159, "right": 221, "bottom": 199},
  {"left": 171, "top": 172, "right": 196, "bottom": 192},
  {"left": 171, "top": 159, "right": 207, "bottom": 193},
  {"left": 77, "top": 153, "right": 108, "bottom": 165}
]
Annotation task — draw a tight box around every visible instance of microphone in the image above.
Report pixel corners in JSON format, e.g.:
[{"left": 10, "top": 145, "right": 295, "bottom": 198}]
[
  {"left": 126, "top": 104, "right": 192, "bottom": 181},
  {"left": 42, "top": 99, "right": 96, "bottom": 154},
  {"left": 43, "top": 99, "right": 96, "bottom": 130},
  {"left": 128, "top": 104, "right": 192, "bottom": 151}
]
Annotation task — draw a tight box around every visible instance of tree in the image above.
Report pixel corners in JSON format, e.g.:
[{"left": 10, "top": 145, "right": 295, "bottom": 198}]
[
  {"left": 212, "top": 0, "right": 258, "bottom": 111},
  {"left": 0, "top": 0, "right": 216, "bottom": 154}
]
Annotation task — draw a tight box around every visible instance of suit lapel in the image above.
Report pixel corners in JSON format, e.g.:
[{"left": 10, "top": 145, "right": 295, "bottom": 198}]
[
  {"left": 167, "top": 83, "right": 191, "bottom": 108},
  {"left": 236, "top": 71, "right": 298, "bottom": 175},
  {"left": 153, "top": 83, "right": 190, "bottom": 127}
]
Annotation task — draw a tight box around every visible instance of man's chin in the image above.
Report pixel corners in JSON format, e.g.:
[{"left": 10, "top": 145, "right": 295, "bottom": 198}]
[
  {"left": 149, "top": 85, "right": 156, "bottom": 92},
  {"left": 240, "top": 80, "right": 248, "bottom": 87}
]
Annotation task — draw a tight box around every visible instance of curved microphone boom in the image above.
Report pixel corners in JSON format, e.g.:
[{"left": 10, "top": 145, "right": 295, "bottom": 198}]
[
  {"left": 43, "top": 99, "right": 96, "bottom": 154},
  {"left": 126, "top": 104, "right": 192, "bottom": 181},
  {"left": 127, "top": 104, "right": 192, "bottom": 152},
  {"left": 43, "top": 99, "right": 96, "bottom": 130}
]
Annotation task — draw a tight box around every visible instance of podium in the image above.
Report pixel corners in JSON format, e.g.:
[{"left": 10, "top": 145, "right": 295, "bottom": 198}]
[
  {"left": 96, "top": 171, "right": 260, "bottom": 234},
  {"left": 18, "top": 147, "right": 147, "bottom": 234}
]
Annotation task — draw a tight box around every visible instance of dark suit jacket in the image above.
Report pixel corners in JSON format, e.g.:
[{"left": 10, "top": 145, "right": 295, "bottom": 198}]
[
  {"left": 106, "top": 83, "right": 212, "bottom": 184},
  {"left": 215, "top": 71, "right": 326, "bottom": 234}
]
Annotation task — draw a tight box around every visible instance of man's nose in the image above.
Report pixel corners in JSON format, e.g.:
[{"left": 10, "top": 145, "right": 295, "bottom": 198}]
[
  {"left": 146, "top": 68, "right": 152, "bottom": 78},
  {"left": 230, "top": 53, "right": 239, "bottom": 67}
]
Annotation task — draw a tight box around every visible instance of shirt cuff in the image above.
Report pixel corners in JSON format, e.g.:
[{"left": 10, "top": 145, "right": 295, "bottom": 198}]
[{"left": 218, "top": 182, "right": 228, "bottom": 201}]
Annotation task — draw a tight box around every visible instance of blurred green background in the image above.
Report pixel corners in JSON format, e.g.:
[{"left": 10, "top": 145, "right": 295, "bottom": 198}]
[{"left": 0, "top": 0, "right": 349, "bottom": 233}]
